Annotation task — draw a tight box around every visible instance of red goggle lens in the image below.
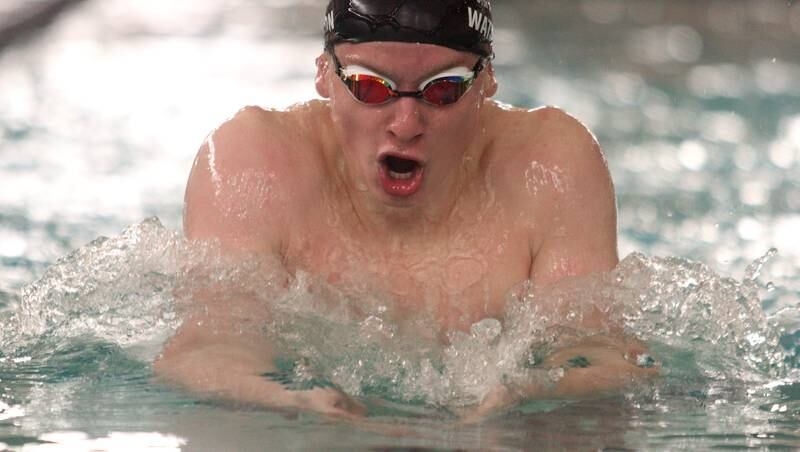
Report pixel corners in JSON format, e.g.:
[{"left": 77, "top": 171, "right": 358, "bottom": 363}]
[
  {"left": 343, "top": 74, "right": 472, "bottom": 106},
  {"left": 421, "top": 78, "right": 470, "bottom": 106},
  {"left": 345, "top": 75, "right": 394, "bottom": 104}
]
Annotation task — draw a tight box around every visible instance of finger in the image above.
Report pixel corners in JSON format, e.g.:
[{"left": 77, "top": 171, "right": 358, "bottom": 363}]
[
  {"left": 309, "top": 401, "right": 365, "bottom": 421},
  {"left": 333, "top": 394, "right": 368, "bottom": 417},
  {"left": 302, "top": 389, "right": 368, "bottom": 420},
  {"left": 459, "top": 385, "right": 516, "bottom": 424}
]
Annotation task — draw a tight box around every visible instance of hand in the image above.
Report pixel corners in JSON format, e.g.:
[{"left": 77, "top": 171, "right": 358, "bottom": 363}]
[
  {"left": 260, "top": 370, "right": 367, "bottom": 420},
  {"left": 541, "top": 335, "right": 658, "bottom": 398},
  {"left": 460, "top": 335, "right": 658, "bottom": 423},
  {"left": 279, "top": 386, "right": 367, "bottom": 420},
  {"left": 458, "top": 384, "right": 519, "bottom": 424},
  {"left": 154, "top": 340, "right": 367, "bottom": 421}
]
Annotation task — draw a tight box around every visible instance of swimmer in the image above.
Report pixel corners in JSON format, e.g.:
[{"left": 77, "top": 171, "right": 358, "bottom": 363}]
[{"left": 154, "top": 0, "right": 657, "bottom": 420}]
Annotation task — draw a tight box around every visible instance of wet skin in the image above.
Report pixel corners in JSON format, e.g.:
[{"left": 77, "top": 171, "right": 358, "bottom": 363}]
[{"left": 155, "top": 42, "right": 654, "bottom": 420}]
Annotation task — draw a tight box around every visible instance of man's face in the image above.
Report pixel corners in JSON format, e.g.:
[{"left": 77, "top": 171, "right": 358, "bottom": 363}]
[{"left": 316, "top": 42, "right": 497, "bottom": 210}]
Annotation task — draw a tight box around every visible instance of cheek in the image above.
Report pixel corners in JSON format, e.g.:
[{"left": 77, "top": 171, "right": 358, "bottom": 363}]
[
  {"left": 330, "top": 91, "right": 361, "bottom": 136},
  {"left": 330, "top": 95, "right": 385, "bottom": 159},
  {"left": 432, "top": 106, "right": 482, "bottom": 150}
]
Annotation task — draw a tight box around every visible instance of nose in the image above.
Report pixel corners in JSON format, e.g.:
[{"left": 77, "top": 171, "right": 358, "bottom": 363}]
[{"left": 386, "top": 98, "right": 425, "bottom": 144}]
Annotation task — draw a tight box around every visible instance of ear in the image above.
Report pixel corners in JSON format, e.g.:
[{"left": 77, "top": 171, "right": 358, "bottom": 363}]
[
  {"left": 315, "top": 53, "right": 331, "bottom": 98},
  {"left": 483, "top": 62, "right": 498, "bottom": 98}
]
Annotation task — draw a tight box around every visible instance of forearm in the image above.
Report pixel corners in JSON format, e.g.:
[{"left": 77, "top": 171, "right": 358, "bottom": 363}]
[
  {"left": 154, "top": 344, "right": 272, "bottom": 402},
  {"left": 153, "top": 340, "right": 289, "bottom": 406},
  {"left": 154, "top": 329, "right": 367, "bottom": 418}
]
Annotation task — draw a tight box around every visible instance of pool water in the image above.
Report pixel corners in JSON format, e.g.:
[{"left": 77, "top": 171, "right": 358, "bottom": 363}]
[{"left": 1, "top": 0, "right": 799, "bottom": 450}]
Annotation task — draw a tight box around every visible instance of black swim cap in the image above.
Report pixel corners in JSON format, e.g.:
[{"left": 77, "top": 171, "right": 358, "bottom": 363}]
[{"left": 324, "top": 0, "right": 494, "bottom": 58}]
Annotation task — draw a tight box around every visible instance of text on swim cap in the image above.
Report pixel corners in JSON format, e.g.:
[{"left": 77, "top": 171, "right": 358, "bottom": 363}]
[
  {"left": 324, "top": 10, "right": 334, "bottom": 33},
  {"left": 467, "top": 7, "right": 493, "bottom": 41}
]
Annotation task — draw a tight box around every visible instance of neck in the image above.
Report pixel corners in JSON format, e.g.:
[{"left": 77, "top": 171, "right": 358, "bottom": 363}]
[
  {"left": 324, "top": 141, "right": 489, "bottom": 243},
  {"left": 337, "top": 166, "right": 471, "bottom": 240}
]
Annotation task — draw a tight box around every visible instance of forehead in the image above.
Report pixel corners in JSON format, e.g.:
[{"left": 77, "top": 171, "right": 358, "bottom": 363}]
[{"left": 334, "top": 42, "right": 478, "bottom": 75}]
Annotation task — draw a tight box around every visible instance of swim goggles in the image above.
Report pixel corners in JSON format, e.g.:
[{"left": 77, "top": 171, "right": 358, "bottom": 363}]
[{"left": 327, "top": 48, "right": 486, "bottom": 106}]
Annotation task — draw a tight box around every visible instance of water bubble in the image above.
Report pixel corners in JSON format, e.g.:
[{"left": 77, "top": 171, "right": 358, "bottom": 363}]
[
  {"left": 469, "top": 318, "right": 502, "bottom": 344},
  {"left": 744, "top": 248, "right": 779, "bottom": 282},
  {"left": 746, "top": 333, "right": 766, "bottom": 347}
]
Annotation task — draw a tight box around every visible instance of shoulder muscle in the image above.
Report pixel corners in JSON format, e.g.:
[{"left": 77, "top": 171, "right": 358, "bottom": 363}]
[
  {"left": 183, "top": 106, "right": 318, "bottom": 255},
  {"left": 493, "top": 106, "right": 618, "bottom": 284}
]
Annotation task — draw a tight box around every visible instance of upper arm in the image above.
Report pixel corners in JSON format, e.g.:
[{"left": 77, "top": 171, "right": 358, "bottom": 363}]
[
  {"left": 183, "top": 107, "right": 295, "bottom": 257},
  {"left": 523, "top": 108, "right": 619, "bottom": 285}
]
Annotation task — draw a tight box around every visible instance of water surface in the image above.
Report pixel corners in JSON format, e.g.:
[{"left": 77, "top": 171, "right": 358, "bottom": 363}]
[{"left": 1, "top": 0, "right": 799, "bottom": 450}]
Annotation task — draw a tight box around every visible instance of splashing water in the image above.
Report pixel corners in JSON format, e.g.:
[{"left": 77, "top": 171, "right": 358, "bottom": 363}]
[
  {"left": 0, "top": 218, "right": 183, "bottom": 363},
  {"left": 616, "top": 252, "right": 788, "bottom": 381},
  {"left": 0, "top": 219, "right": 795, "bottom": 414}
]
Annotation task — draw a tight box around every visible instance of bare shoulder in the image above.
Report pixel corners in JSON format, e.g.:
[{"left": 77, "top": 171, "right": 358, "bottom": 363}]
[
  {"left": 199, "top": 103, "right": 326, "bottom": 175},
  {"left": 184, "top": 102, "right": 330, "bottom": 254},
  {"left": 489, "top": 105, "right": 608, "bottom": 176},
  {"left": 487, "top": 104, "right": 613, "bottom": 209},
  {"left": 485, "top": 103, "right": 618, "bottom": 283}
]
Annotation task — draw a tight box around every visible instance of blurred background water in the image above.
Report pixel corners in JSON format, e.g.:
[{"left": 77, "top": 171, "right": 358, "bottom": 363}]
[{"left": 1, "top": 0, "right": 799, "bottom": 450}]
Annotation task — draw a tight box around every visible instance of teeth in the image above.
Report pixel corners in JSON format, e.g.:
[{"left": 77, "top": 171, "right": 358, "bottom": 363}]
[{"left": 389, "top": 171, "right": 414, "bottom": 180}]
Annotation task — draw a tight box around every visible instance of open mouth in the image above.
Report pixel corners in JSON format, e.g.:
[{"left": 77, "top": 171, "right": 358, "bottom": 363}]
[
  {"left": 382, "top": 155, "right": 421, "bottom": 180},
  {"left": 378, "top": 154, "right": 425, "bottom": 197}
]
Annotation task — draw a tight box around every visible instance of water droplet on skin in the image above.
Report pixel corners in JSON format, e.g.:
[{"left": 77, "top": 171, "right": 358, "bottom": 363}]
[
  {"left": 548, "top": 367, "right": 565, "bottom": 380},
  {"left": 525, "top": 161, "right": 568, "bottom": 196},
  {"left": 206, "top": 134, "right": 223, "bottom": 196}
]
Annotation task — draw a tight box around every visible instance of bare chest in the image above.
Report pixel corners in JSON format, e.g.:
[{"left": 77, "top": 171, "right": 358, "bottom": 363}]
[{"left": 284, "top": 214, "right": 531, "bottom": 332}]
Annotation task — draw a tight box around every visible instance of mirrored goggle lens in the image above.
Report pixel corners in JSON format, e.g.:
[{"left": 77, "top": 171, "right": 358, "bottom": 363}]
[
  {"left": 345, "top": 75, "right": 394, "bottom": 104},
  {"left": 421, "top": 78, "right": 471, "bottom": 106},
  {"left": 345, "top": 75, "right": 472, "bottom": 106}
]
